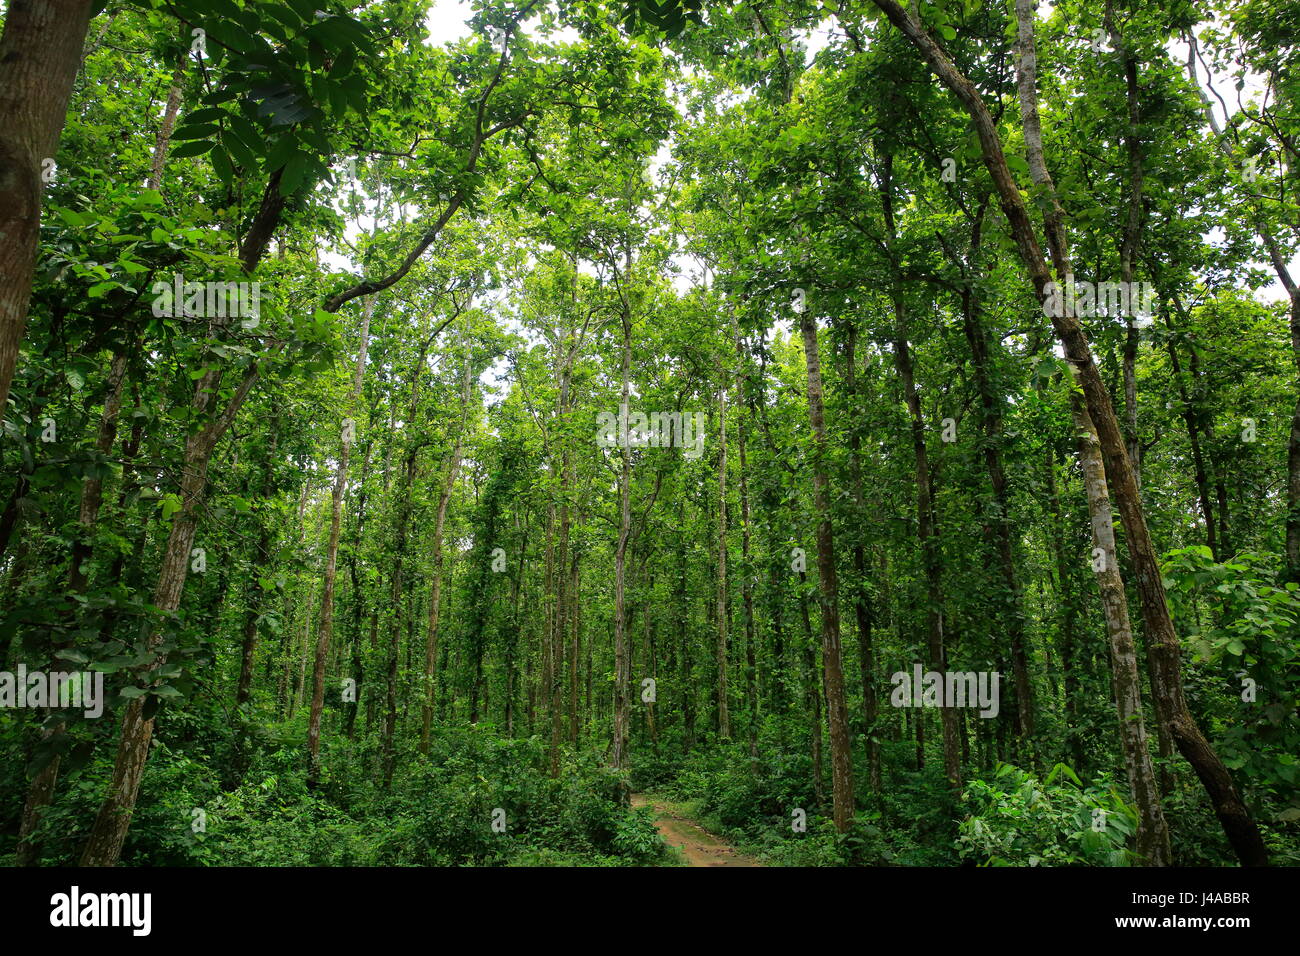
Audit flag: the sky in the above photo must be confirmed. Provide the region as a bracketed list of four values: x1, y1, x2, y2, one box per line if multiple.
[424, 0, 475, 45]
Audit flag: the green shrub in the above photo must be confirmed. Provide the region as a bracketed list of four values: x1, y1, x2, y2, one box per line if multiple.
[957, 762, 1137, 866]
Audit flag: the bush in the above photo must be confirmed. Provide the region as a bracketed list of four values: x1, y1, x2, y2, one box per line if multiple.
[957, 762, 1136, 866]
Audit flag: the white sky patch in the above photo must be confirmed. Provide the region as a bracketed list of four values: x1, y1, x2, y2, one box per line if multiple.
[800, 18, 835, 63]
[424, 0, 580, 47]
[425, 0, 476, 46]
[669, 251, 708, 294]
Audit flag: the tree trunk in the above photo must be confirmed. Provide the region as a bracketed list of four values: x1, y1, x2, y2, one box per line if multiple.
[1071, 384, 1172, 865]
[0, 0, 96, 413]
[1000, 0, 1264, 862]
[611, 316, 633, 771]
[842, 323, 881, 791]
[79, 361, 258, 866]
[797, 306, 856, 830]
[307, 295, 373, 786]
[960, 280, 1035, 746]
[1163, 301, 1221, 559]
[146, 56, 186, 191]
[716, 377, 730, 739]
[15, 354, 128, 864]
[798, 576, 825, 808]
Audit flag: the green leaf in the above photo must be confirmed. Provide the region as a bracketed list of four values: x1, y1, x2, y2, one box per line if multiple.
[172, 140, 216, 158]
[211, 145, 234, 186]
[172, 123, 221, 142]
[279, 151, 310, 196]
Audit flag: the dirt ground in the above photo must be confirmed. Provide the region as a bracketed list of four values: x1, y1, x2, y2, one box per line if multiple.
[631, 793, 762, 867]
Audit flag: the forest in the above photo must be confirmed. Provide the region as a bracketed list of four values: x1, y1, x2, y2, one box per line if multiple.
[0, 0, 1298, 871]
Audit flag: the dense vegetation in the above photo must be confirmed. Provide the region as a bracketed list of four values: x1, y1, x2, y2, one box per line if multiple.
[1, 0, 1298, 868]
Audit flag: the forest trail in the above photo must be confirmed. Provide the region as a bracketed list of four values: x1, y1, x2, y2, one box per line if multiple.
[631, 794, 762, 867]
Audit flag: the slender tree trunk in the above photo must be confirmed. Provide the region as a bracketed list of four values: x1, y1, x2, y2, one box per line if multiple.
[893, 315, 960, 787]
[232, 419, 280, 778]
[766, 532, 787, 716]
[307, 295, 373, 786]
[842, 324, 882, 791]
[611, 316, 633, 772]
[68, 352, 128, 592]
[797, 575, 825, 808]
[542, 495, 557, 774]
[716, 378, 730, 739]
[735, 404, 759, 758]
[960, 276, 1035, 745]
[1163, 304, 1221, 559]
[1044, 443, 1085, 770]
[677, 535, 694, 749]
[569, 545, 581, 745]
[1285, 292, 1300, 582]
[1169, 288, 1233, 556]
[797, 305, 856, 831]
[556, 399, 572, 746]
[146, 56, 186, 191]
[1072, 384, 1172, 865]
[1103, 1, 1147, 490]
[343, 439, 372, 739]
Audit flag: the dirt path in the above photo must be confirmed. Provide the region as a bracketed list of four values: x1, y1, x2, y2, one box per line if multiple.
[631, 793, 762, 867]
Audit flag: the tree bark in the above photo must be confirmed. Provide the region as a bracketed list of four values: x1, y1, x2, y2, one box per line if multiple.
[798, 306, 856, 830]
[716, 375, 731, 739]
[611, 314, 633, 771]
[1071, 383, 1172, 865]
[0, 0, 96, 414]
[146, 56, 186, 192]
[842, 323, 882, 790]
